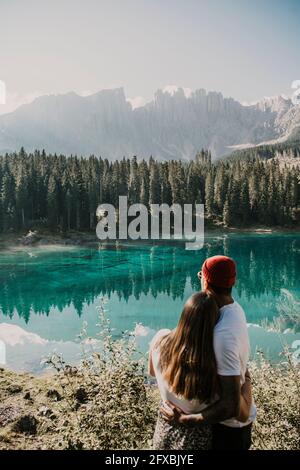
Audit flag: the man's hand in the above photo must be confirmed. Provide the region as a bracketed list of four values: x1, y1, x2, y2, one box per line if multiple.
[160, 401, 203, 425]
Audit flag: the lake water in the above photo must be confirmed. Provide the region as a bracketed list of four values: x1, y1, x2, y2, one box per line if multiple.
[0, 233, 300, 373]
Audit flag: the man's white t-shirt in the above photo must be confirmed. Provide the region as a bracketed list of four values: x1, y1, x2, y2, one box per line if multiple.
[214, 301, 256, 428]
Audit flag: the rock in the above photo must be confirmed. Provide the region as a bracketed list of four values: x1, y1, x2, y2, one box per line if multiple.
[0, 405, 22, 426]
[23, 391, 32, 400]
[12, 414, 38, 435]
[20, 230, 41, 246]
[46, 388, 62, 401]
[63, 239, 73, 245]
[37, 238, 49, 245]
[7, 384, 23, 394]
[38, 406, 56, 419]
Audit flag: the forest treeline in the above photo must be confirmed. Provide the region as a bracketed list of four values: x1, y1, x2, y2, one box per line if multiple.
[228, 139, 300, 161]
[0, 146, 299, 232]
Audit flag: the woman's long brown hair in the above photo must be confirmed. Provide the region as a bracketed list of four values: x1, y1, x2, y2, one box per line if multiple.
[158, 292, 220, 402]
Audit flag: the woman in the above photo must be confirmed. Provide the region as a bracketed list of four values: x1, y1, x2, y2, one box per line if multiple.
[148, 292, 252, 450]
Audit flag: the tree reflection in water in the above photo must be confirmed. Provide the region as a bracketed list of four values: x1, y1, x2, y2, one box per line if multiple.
[0, 234, 299, 329]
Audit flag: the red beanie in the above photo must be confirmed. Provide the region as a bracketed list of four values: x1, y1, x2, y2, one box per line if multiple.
[201, 255, 236, 288]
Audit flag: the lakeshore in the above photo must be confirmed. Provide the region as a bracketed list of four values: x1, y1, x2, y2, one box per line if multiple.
[0, 225, 299, 252]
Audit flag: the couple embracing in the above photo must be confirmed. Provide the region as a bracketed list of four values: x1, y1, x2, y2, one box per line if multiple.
[149, 255, 256, 450]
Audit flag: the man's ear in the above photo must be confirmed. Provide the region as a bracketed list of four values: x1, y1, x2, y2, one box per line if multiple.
[201, 277, 208, 291]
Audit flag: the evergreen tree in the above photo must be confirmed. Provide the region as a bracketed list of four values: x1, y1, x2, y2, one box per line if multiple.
[223, 197, 231, 227]
[47, 174, 60, 228]
[16, 166, 30, 229]
[0, 145, 299, 233]
[149, 161, 161, 205]
[204, 168, 214, 219]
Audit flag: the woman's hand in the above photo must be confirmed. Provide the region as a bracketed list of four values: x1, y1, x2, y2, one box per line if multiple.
[160, 401, 203, 425]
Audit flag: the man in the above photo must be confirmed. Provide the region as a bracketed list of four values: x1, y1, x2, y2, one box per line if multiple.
[161, 255, 256, 450]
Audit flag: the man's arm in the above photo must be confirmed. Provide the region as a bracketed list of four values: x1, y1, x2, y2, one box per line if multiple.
[197, 329, 242, 423]
[200, 375, 241, 423]
[160, 375, 241, 425]
[236, 369, 252, 422]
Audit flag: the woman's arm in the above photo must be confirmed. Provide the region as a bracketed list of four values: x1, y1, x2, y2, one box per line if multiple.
[148, 349, 155, 377]
[148, 329, 170, 377]
[236, 369, 252, 423]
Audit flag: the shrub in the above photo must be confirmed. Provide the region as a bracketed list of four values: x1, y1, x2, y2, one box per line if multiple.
[47, 303, 157, 450]
[250, 352, 300, 450]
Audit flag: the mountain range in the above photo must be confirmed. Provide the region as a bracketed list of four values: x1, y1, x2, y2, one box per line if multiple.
[0, 87, 299, 160]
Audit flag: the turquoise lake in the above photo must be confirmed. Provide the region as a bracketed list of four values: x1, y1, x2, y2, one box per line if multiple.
[0, 233, 300, 373]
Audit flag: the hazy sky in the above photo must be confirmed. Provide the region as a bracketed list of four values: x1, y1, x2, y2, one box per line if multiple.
[0, 0, 299, 113]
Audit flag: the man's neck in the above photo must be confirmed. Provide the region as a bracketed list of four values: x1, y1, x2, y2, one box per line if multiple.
[206, 290, 234, 309]
[217, 295, 234, 308]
